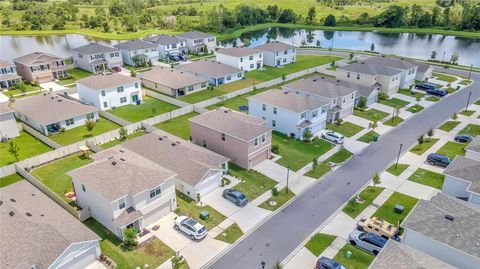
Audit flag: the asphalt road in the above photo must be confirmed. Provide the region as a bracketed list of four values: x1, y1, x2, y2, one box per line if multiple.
[206, 69, 479, 269]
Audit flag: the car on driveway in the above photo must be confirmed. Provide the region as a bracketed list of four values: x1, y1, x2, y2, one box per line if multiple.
[426, 88, 447, 97]
[223, 189, 248, 206]
[174, 215, 207, 240]
[316, 257, 346, 269]
[349, 230, 387, 255]
[454, 134, 473, 143]
[426, 153, 451, 167]
[321, 131, 345, 144]
[415, 83, 436, 91]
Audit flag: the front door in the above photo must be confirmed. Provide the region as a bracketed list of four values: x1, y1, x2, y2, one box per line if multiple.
[276, 59, 281, 66]
[132, 94, 139, 103]
[256, 62, 261, 69]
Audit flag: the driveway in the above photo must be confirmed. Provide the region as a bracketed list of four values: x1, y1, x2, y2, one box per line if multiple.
[40, 81, 68, 92]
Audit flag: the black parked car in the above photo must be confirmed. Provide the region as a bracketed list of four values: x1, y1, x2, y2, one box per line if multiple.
[454, 134, 473, 143]
[179, 54, 187, 61]
[415, 83, 436, 91]
[316, 257, 346, 269]
[169, 54, 180, 61]
[426, 88, 448, 97]
[427, 153, 451, 167]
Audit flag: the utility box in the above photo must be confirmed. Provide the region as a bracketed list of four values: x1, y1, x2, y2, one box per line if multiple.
[199, 210, 209, 220]
[345, 250, 352, 259]
[394, 204, 405, 214]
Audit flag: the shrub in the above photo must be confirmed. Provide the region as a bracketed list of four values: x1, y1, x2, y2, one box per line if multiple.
[378, 92, 389, 100]
[271, 144, 280, 154]
[123, 227, 138, 251]
[119, 127, 128, 140]
[335, 118, 343, 125]
[357, 96, 367, 108]
[271, 187, 279, 196]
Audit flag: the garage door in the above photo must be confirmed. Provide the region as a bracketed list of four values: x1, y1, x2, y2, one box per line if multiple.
[197, 173, 221, 197]
[56, 245, 99, 269]
[250, 149, 269, 168]
[143, 202, 171, 226]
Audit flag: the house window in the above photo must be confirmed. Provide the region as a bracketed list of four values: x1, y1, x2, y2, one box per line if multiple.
[259, 54, 262, 58]
[135, 82, 139, 88]
[284, 50, 287, 55]
[203, 139, 207, 148]
[117, 86, 124, 93]
[283, 58, 286, 63]
[351, 94, 354, 99]
[240, 58, 243, 63]
[254, 138, 259, 147]
[118, 197, 126, 210]
[347, 72, 350, 78]
[221, 133, 225, 141]
[301, 112, 306, 119]
[333, 99, 336, 104]
[237, 72, 242, 78]
[356, 74, 360, 80]
[82, 184, 86, 192]
[65, 118, 74, 126]
[276, 52, 279, 56]
[250, 64, 254, 69]
[150, 186, 161, 198]
[312, 109, 318, 118]
[87, 113, 95, 120]
[273, 107, 277, 114]
[261, 134, 266, 143]
[272, 119, 276, 127]
[120, 97, 127, 103]
[226, 75, 231, 81]
[101, 90, 106, 96]
[392, 77, 394, 82]
[78, 53, 83, 58]
[262, 104, 266, 111]
[343, 98, 345, 104]
[188, 85, 194, 91]
[249, 55, 253, 60]
[321, 106, 327, 114]
[103, 102, 108, 108]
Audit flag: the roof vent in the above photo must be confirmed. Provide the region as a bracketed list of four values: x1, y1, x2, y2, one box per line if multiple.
[51, 97, 54, 99]
[336, 80, 340, 83]
[112, 161, 117, 165]
[10, 198, 16, 202]
[57, 99, 62, 102]
[171, 143, 176, 146]
[40, 214, 44, 217]
[31, 193, 35, 196]
[283, 92, 288, 95]
[361, 62, 365, 64]
[445, 214, 455, 221]
[163, 135, 168, 138]
[9, 211, 15, 217]
[313, 79, 317, 82]
[119, 149, 124, 153]
[0, 200, 2, 206]
[158, 137, 163, 141]
[176, 141, 180, 144]
[120, 158, 126, 161]
[26, 212, 32, 217]
[43, 93, 47, 96]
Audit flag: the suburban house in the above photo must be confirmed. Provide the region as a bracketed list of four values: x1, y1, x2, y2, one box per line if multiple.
[177, 30, 216, 53]
[140, 66, 208, 97]
[69, 147, 177, 239]
[114, 39, 158, 66]
[216, 47, 263, 71]
[254, 41, 296, 67]
[179, 60, 245, 86]
[13, 52, 68, 83]
[12, 92, 99, 135]
[248, 90, 329, 139]
[401, 193, 480, 269]
[466, 135, 480, 161]
[282, 76, 357, 123]
[72, 43, 123, 73]
[442, 155, 480, 206]
[362, 55, 419, 89]
[337, 61, 401, 96]
[355, 83, 381, 107]
[0, 59, 21, 88]
[0, 180, 101, 269]
[370, 240, 454, 269]
[189, 107, 271, 169]
[122, 131, 229, 199]
[77, 72, 142, 111]
[147, 34, 187, 60]
[0, 103, 20, 140]
[415, 62, 434, 81]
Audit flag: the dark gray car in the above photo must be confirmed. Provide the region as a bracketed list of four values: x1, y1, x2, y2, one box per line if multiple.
[223, 189, 248, 206]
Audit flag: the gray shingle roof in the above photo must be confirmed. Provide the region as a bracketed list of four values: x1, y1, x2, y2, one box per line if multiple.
[466, 135, 480, 154]
[77, 73, 140, 90]
[0, 102, 14, 116]
[189, 107, 270, 142]
[254, 41, 295, 52]
[147, 34, 184, 45]
[0, 59, 15, 68]
[13, 52, 64, 66]
[140, 66, 207, 89]
[282, 75, 357, 98]
[12, 92, 98, 125]
[401, 193, 480, 260]
[114, 207, 142, 228]
[177, 30, 214, 39]
[248, 89, 328, 113]
[416, 62, 433, 73]
[356, 83, 381, 98]
[0, 74, 21, 81]
[364, 55, 418, 70]
[443, 156, 480, 194]
[339, 61, 402, 76]
[0, 180, 100, 269]
[72, 43, 118, 54]
[179, 60, 243, 78]
[114, 39, 156, 51]
[216, 47, 262, 58]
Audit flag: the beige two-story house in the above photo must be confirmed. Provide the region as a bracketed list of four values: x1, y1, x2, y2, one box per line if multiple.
[14, 52, 68, 83]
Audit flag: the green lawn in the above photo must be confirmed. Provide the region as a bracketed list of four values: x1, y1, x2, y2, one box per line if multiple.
[206, 88, 270, 112]
[31, 154, 92, 203]
[58, 68, 94, 85]
[407, 168, 445, 189]
[373, 192, 418, 225]
[446, 87, 456, 93]
[436, 141, 465, 159]
[342, 186, 384, 219]
[49, 117, 121, 145]
[245, 55, 342, 82]
[304, 148, 352, 178]
[410, 138, 439, 155]
[326, 122, 364, 138]
[84, 218, 175, 269]
[216, 78, 256, 93]
[273, 131, 335, 171]
[176, 191, 226, 230]
[433, 72, 457, 83]
[379, 98, 410, 108]
[353, 108, 389, 122]
[0, 173, 23, 188]
[334, 245, 375, 269]
[386, 163, 409, 176]
[108, 96, 179, 122]
[4, 83, 41, 97]
[474, 99, 480, 105]
[459, 124, 480, 137]
[398, 89, 425, 98]
[0, 130, 52, 166]
[459, 79, 472, 85]
[460, 110, 475, 117]
[305, 233, 336, 256]
[229, 164, 277, 201]
[154, 112, 198, 140]
[383, 116, 404, 127]
[259, 188, 295, 211]
[439, 121, 460, 132]
[101, 131, 146, 149]
[357, 131, 379, 143]
[406, 104, 424, 113]
[215, 223, 244, 244]
[425, 96, 440, 102]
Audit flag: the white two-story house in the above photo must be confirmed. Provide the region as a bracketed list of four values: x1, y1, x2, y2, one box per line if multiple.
[282, 76, 357, 124]
[254, 41, 296, 67]
[248, 89, 328, 139]
[69, 147, 178, 239]
[177, 30, 217, 53]
[147, 35, 187, 60]
[77, 73, 142, 110]
[0, 59, 21, 88]
[114, 40, 158, 66]
[72, 43, 123, 73]
[363, 55, 418, 89]
[216, 47, 263, 71]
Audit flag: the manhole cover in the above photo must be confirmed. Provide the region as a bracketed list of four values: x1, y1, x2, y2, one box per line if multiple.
[269, 200, 277, 206]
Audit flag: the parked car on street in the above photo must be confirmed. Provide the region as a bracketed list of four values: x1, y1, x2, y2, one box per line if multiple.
[174, 216, 208, 240]
[349, 230, 387, 255]
[454, 134, 473, 143]
[223, 189, 248, 206]
[426, 88, 447, 97]
[415, 83, 436, 91]
[321, 131, 345, 144]
[316, 257, 346, 269]
[426, 153, 451, 167]
[357, 217, 398, 239]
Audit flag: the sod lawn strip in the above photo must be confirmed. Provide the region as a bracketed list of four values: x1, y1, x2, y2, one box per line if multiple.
[259, 188, 295, 211]
[353, 108, 389, 122]
[108, 96, 178, 122]
[373, 192, 418, 225]
[342, 186, 384, 219]
[436, 141, 466, 159]
[386, 163, 409, 176]
[305, 233, 336, 256]
[229, 164, 277, 201]
[460, 110, 475, 116]
[410, 138, 439, 155]
[333, 244, 375, 269]
[433, 72, 457, 83]
[0, 174, 24, 188]
[439, 121, 460, 132]
[154, 112, 198, 140]
[304, 148, 353, 178]
[357, 131, 379, 143]
[326, 122, 364, 138]
[406, 104, 424, 113]
[459, 124, 480, 137]
[383, 116, 404, 127]
[425, 96, 440, 102]
[101, 131, 146, 149]
[407, 168, 445, 189]
[215, 223, 244, 244]
[379, 98, 410, 108]
[49, 117, 121, 146]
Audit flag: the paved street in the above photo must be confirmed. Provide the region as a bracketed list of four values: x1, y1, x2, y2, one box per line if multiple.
[206, 69, 480, 269]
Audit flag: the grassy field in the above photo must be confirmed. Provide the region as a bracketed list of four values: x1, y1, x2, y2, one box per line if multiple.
[408, 168, 445, 189]
[305, 148, 352, 178]
[0, 131, 52, 166]
[459, 124, 480, 137]
[342, 186, 384, 219]
[153, 112, 198, 140]
[386, 163, 409, 176]
[215, 223, 244, 244]
[410, 138, 439, 155]
[439, 121, 460, 132]
[326, 122, 364, 138]
[357, 130, 379, 143]
[305, 233, 336, 256]
[333, 244, 375, 269]
[49, 117, 121, 145]
[108, 96, 179, 122]
[229, 164, 277, 201]
[180, 88, 225, 104]
[373, 192, 418, 225]
[383, 116, 404, 127]
[0, 173, 23, 188]
[379, 98, 410, 108]
[353, 108, 389, 122]
[259, 187, 295, 211]
[436, 141, 465, 159]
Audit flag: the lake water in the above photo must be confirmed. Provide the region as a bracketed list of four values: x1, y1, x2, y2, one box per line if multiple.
[1, 27, 479, 66]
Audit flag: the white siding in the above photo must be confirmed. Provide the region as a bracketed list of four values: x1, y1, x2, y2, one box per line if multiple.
[216, 52, 263, 71]
[441, 175, 470, 199]
[77, 80, 143, 110]
[466, 149, 480, 162]
[119, 48, 158, 66]
[261, 49, 296, 67]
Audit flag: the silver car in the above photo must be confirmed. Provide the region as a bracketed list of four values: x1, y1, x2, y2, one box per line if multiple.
[321, 130, 345, 144]
[174, 216, 208, 240]
[348, 230, 387, 255]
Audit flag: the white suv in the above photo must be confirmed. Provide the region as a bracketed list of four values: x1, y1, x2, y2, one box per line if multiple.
[174, 216, 208, 240]
[321, 130, 345, 144]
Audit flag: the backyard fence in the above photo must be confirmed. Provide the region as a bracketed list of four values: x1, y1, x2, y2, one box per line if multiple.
[21, 123, 62, 149]
[99, 110, 131, 126]
[145, 88, 191, 107]
[141, 105, 194, 126]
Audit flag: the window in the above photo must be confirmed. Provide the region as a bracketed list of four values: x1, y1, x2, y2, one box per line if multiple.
[261, 134, 266, 143]
[103, 102, 108, 108]
[351, 94, 354, 99]
[250, 64, 254, 69]
[273, 107, 277, 114]
[249, 55, 253, 60]
[312, 109, 318, 118]
[240, 58, 243, 63]
[149, 186, 161, 198]
[343, 98, 345, 104]
[333, 99, 336, 104]
[259, 54, 262, 58]
[82, 184, 86, 192]
[276, 52, 278, 56]
[262, 117, 266, 120]
[356, 74, 360, 80]
[188, 85, 194, 91]
[283, 58, 286, 63]
[118, 197, 126, 210]
[284, 50, 287, 55]
[392, 77, 394, 82]
[237, 72, 242, 78]
[221, 133, 225, 141]
[321, 106, 327, 114]
[272, 119, 276, 127]
[262, 104, 266, 111]
[101, 90, 105, 96]
[254, 138, 259, 147]
[226, 75, 231, 81]
[117, 86, 124, 93]
[65, 118, 74, 126]
[78, 53, 83, 58]
[301, 112, 306, 119]
[203, 139, 207, 148]
[135, 82, 139, 88]
[347, 72, 350, 78]
[120, 97, 127, 103]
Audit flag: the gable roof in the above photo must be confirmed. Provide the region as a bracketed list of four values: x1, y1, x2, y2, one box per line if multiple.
[72, 43, 118, 54]
[443, 156, 480, 194]
[248, 89, 328, 113]
[177, 30, 214, 39]
[364, 55, 418, 70]
[216, 47, 262, 58]
[254, 41, 295, 52]
[139, 66, 207, 89]
[147, 34, 184, 45]
[114, 39, 156, 51]
[416, 61, 433, 73]
[466, 135, 480, 154]
[77, 73, 140, 90]
[338, 61, 402, 76]
[0, 59, 15, 68]
[283, 75, 357, 98]
[0, 180, 99, 269]
[13, 52, 64, 66]
[179, 60, 243, 78]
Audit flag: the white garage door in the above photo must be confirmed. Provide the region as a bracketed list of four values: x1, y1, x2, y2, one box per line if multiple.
[57, 246, 98, 269]
[197, 174, 221, 197]
[143, 202, 171, 226]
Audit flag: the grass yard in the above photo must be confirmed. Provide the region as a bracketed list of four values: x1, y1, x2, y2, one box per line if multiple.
[436, 141, 465, 159]
[207, 88, 270, 112]
[459, 124, 480, 137]
[108, 96, 179, 122]
[475, 99, 480, 105]
[259, 187, 295, 211]
[383, 116, 404, 127]
[0, 130, 52, 166]
[459, 79, 472, 85]
[0, 173, 23, 188]
[410, 138, 439, 155]
[460, 110, 475, 117]
[425, 96, 440, 102]
[215, 223, 244, 244]
[446, 87, 456, 94]
[31, 154, 92, 204]
[407, 168, 445, 189]
[229, 164, 277, 201]
[4, 83, 41, 97]
[305, 233, 336, 256]
[342, 186, 384, 218]
[176, 191, 226, 230]
[304, 148, 352, 179]
[398, 89, 425, 98]
[386, 163, 409, 176]
[154, 112, 198, 140]
[333, 245, 375, 269]
[49, 117, 121, 145]
[433, 72, 457, 83]
[101, 131, 146, 149]
[373, 192, 418, 225]
[84, 218, 175, 269]
[439, 121, 460, 132]
[273, 131, 335, 171]
[406, 104, 424, 113]
[326, 122, 364, 138]
[353, 108, 389, 122]
[58, 68, 94, 85]
[379, 98, 410, 108]
[179, 88, 225, 103]
[216, 78, 256, 93]
[357, 131, 379, 143]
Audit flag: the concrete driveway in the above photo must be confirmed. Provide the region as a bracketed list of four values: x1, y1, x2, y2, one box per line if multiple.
[181, 237, 229, 269]
[202, 188, 240, 217]
[40, 81, 68, 92]
[229, 204, 271, 232]
[148, 213, 192, 252]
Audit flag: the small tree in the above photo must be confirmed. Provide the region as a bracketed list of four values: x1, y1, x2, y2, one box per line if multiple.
[85, 119, 96, 133]
[324, 14, 336, 26]
[427, 128, 435, 141]
[316, 40, 321, 47]
[330, 59, 336, 69]
[452, 113, 458, 120]
[303, 128, 313, 142]
[357, 96, 367, 108]
[281, 73, 286, 84]
[372, 173, 381, 187]
[130, 68, 137, 77]
[349, 52, 354, 61]
[335, 118, 343, 125]
[369, 120, 378, 130]
[416, 95, 421, 104]
[417, 134, 424, 145]
[17, 81, 27, 94]
[171, 252, 187, 269]
[312, 157, 318, 169]
[196, 192, 201, 203]
[348, 197, 358, 210]
[430, 50, 437, 60]
[8, 141, 20, 162]
[450, 53, 459, 65]
[119, 127, 128, 140]
[370, 43, 375, 52]
[271, 187, 279, 197]
[123, 227, 138, 251]
[271, 144, 280, 154]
